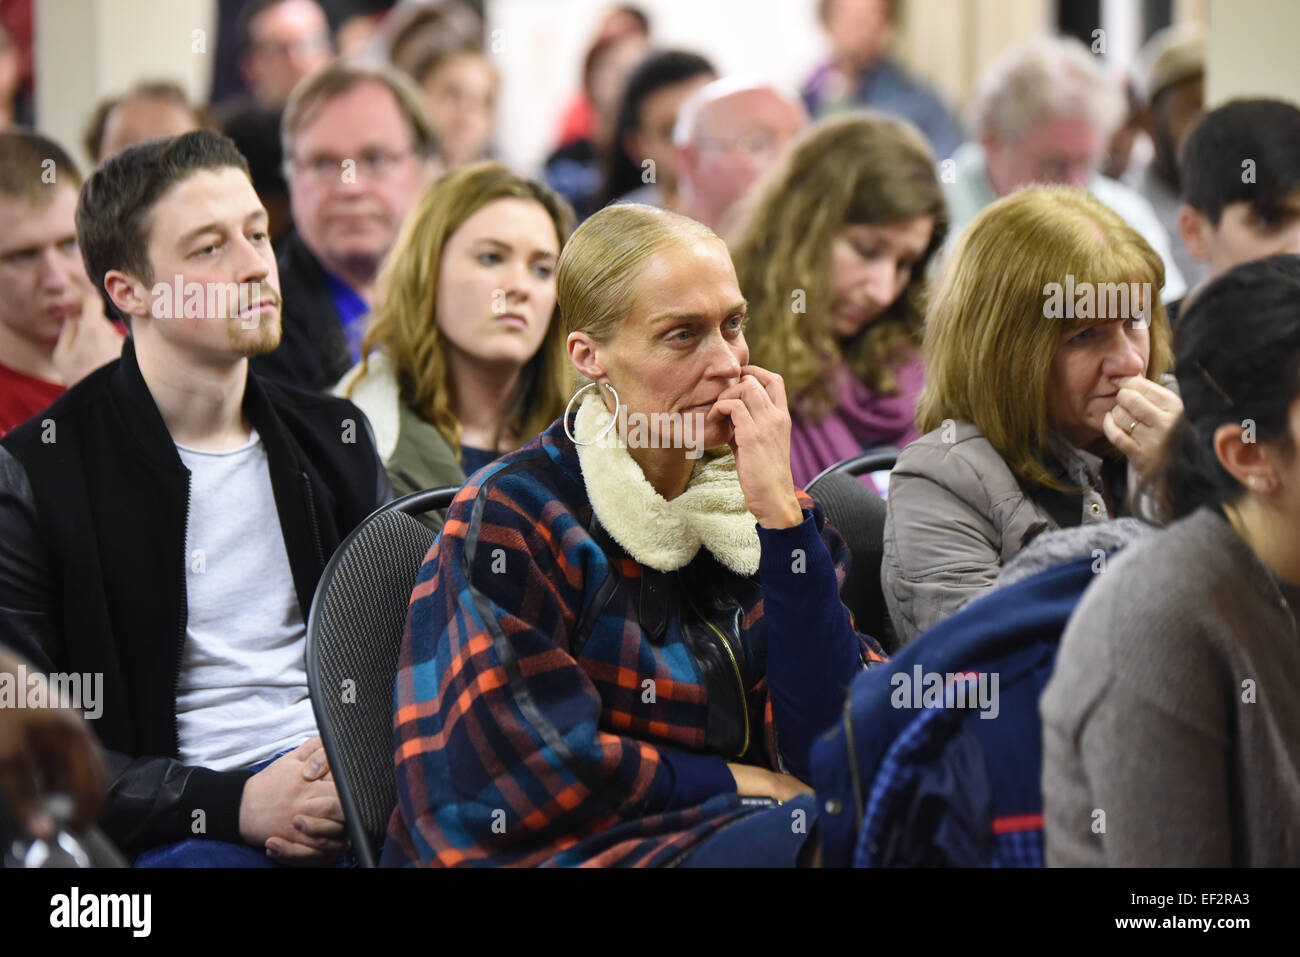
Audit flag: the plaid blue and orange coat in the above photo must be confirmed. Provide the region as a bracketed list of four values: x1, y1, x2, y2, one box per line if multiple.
[385, 415, 886, 866]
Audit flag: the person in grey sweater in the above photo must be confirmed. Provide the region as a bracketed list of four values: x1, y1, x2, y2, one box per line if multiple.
[1042, 254, 1300, 866]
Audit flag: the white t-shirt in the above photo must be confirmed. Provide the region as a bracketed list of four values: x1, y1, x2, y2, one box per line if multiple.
[174, 429, 318, 770]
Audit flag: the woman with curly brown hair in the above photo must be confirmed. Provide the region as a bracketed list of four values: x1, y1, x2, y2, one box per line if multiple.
[729, 112, 948, 488]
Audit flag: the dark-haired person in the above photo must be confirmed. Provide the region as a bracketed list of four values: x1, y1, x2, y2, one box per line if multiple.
[802, 0, 961, 160]
[730, 114, 947, 489]
[551, 5, 651, 151]
[603, 49, 715, 211]
[543, 29, 649, 221]
[1042, 254, 1300, 866]
[0, 132, 122, 437]
[0, 130, 390, 866]
[383, 0, 483, 82]
[381, 1, 494, 170]
[1171, 98, 1300, 323]
[255, 60, 439, 392]
[211, 0, 333, 228]
[882, 186, 1177, 644]
[220, 99, 295, 245]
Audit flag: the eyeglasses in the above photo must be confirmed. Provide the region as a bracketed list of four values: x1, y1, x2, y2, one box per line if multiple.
[289, 147, 419, 185]
[252, 34, 330, 61]
[696, 131, 783, 157]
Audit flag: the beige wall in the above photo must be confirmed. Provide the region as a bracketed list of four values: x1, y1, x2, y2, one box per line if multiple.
[488, 0, 1056, 175]
[1205, 0, 1300, 106]
[895, 0, 1053, 121]
[30, 0, 1295, 176]
[488, 0, 828, 176]
[35, 0, 216, 170]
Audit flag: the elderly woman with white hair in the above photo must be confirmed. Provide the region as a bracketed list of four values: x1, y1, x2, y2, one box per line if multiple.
[944, 33, 1186, 300]
[383, 204, 886, 868]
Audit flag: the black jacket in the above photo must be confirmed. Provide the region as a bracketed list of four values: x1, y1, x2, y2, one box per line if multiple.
[251, 229, 353, 392]
[0, 338, 390, 856]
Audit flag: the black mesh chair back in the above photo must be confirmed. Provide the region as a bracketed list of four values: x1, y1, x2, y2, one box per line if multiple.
[306, 486, 458, 867]
[804, 447, 899, 488]
[805, 454, 900, 654]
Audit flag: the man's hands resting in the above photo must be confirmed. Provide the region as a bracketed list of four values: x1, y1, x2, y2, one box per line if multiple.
[726, 762, 813, 804]
[239, 737, 347, 865]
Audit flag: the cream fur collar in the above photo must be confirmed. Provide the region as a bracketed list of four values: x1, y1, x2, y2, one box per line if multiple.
[573, 390, 761, 576]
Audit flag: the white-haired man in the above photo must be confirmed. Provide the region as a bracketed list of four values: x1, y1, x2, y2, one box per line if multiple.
[945, 35, 1186, 300]
[674, 78, 807, 236]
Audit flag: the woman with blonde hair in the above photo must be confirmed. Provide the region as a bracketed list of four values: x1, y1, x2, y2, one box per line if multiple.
[729, 112, 948, 487]
[881, 185, 1180, 643]
[336, 162, 573, 508]
[384, 203, 886, 868]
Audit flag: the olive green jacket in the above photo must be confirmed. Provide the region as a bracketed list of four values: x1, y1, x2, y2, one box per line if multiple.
[334, 354, 464, 532]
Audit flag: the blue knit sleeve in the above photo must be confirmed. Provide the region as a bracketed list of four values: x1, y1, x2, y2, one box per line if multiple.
[647, 750, 737, 810]
[757, 505, 883, 781]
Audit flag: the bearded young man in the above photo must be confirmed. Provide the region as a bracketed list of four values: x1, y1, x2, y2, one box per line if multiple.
[0, 130, 391, 866]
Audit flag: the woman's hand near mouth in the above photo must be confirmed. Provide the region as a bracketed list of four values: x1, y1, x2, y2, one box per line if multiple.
[710, 364, 804, 529]
[1102, 374, 1183, 480]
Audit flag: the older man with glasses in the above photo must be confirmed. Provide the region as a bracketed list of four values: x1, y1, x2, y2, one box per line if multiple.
[943, 35, 1187, 303]
[673, 78, 807, 237]
[253, 61, 440, 392]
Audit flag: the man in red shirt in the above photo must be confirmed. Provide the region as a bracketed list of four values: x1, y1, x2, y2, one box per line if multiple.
[0, 131, 122, 436]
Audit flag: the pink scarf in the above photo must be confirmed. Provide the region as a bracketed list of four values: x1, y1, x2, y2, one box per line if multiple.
[788, 353, 924, 489]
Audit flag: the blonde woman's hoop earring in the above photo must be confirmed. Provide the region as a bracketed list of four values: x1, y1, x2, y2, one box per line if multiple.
[563, 381, 620, 446]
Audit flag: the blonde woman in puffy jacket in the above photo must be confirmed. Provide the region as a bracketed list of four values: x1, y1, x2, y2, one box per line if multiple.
[881, 186, 1180, 643]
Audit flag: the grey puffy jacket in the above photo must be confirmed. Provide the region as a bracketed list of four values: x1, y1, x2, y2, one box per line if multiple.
[881, 420, 1122, 643]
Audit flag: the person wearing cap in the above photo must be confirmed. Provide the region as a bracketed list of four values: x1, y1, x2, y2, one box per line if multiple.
[1132, 23, 1206, 290]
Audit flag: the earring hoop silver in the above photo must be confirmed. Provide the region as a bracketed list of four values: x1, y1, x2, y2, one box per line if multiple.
[563, 381, 620, 446]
